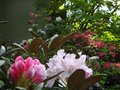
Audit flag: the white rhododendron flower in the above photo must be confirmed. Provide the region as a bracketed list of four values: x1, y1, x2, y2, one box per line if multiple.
[45, 49, 93, 87]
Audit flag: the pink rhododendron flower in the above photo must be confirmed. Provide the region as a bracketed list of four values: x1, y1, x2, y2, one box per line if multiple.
[9, 56, 46, 86]
[113, 63, 120, 70]
[84, 31, 94, 36]
[93, 41, 105, 48]
[73, 32, 83, 39]
[109, 51, 116, 58]
[73, 32, 92, 46]
[98, 52, 105, 58]
[103, 62, 112, 69]
[107, 43, 116, 51]
[45, 49, 93, 87]
[115, 63, 120, 67]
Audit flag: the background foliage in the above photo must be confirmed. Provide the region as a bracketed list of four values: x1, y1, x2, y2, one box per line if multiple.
[33, 0, 120, 46]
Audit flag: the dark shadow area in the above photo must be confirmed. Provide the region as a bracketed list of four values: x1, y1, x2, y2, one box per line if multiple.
[0, 0, 35, 42]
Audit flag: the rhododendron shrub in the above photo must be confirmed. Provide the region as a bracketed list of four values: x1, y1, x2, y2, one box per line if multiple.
[9, 56, 46, 88]
[45, 49, 93, 88]
[73, 31, 94, 47]
[72, 31, 120, 88]
[73, 31, 119, 63]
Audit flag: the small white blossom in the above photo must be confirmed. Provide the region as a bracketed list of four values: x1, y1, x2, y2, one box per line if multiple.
[28, 28, 33, 31]
[40, 31, 46, 34]
[66, 11, 73, 18]
[89, 56, 99, 60]
[55, 17, 62, 22]
[0, 46, 6, 55]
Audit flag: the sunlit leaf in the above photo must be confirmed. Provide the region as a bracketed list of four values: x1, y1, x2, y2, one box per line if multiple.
[16, 86, 26, 90]
[0, 60, 5, 66]
[0, 80, 4, 87]
[12, 43, 27, 53]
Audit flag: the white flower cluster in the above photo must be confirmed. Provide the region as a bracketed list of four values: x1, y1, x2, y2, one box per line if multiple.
[45, 49, 93, 87]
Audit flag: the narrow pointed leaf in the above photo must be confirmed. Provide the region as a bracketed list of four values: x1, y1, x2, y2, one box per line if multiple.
[42, 71, 64, 82]
[28, 29, 40, 38]
[12, 43, 28, 53]
[1, 48, 21, 56]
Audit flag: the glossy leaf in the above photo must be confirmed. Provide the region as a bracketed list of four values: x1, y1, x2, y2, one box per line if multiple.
[49, 33, 74, 50]
[48, 36, 62, 50]
[29, 38, 44, 54]
[60, 33, 75, 45]
[67, 69, 104, 90]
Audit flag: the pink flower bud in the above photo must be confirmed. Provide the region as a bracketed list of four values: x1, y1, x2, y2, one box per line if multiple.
[15, 60, 25, 76]
[9, 64, 18, 83]
[26, 67, 35, 79]
[15, 56, 24, 62]
[32, 65, 46, 84]
[25, 57, 34, 71]
[9, 56, 46, 86]
[34, 59, 41, 65]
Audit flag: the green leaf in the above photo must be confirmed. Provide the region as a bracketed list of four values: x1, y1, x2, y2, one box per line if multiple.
[12, 43, 28, 53]
[0, 60, 5, 66]
[16, 86, 26, 90]
[43, 71, 64, 82]
[0, 80, 4, 87]
[1, 48, 21, 56]
[28, 29, 40, 38]
[67, 69, 104, 90]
